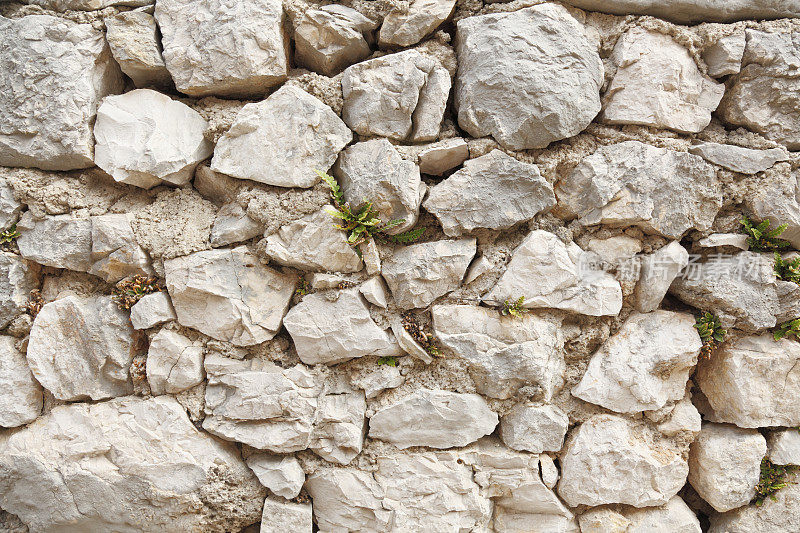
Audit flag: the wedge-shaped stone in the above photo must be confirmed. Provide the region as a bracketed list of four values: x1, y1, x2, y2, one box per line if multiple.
[499, 404, 569, 453]
[561, 0, 800, 24]
[246, 454, 305, 499]
[129, 291, 177, 330]
[294, 5, 377, 76]
[379, 0, 456, 47]
[0, 336, 42, 428]
[633, 241, 689, 313]
[88, 213, 153, 283]
[146, 329, 204, 395]
[104, 11, 172, 88]
[0, 252, 36, 330]
[689, 142, 789, 174]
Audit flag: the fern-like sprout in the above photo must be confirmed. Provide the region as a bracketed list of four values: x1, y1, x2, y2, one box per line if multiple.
[501, 296, 527, 318]
[775, 253, 800, 285]
[754, 458, 798, 506]
[0, 224, 20, 244]
[741, 216, 791, 252]
[376, 356, 398, 367]
[694, 312, 726, 359]
[774, 318, 800, 341]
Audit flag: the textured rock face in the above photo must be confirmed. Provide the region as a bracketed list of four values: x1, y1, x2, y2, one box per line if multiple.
[165, 246, 296, 346]
[129, 291, 176, 330]
[0, 396, 265, 532]
[246, 454, 305, 499]
[104, 11, 172, 88]
[688, 423, 766, 512]
[423, 150, 556, 236]
[211, 85, 352, 187]
[417, 138, 469, 175]
[455, 4, 602, 150]
[27, 295, 141, 401]
[210, 202, 262, 247]
[688, 142, 789, 174]
[703, 33, 746, 78]
[633, 241, 689, 313]
[709, 478, 800, 533]
[695, 334, 800, 428]
[555, 141, 721, 239]
[499, 404, 569, 453]
[747, 174, 800, 250]
[379, 0, 456, 47]
[767, 429, 800, 465]
[562, 0, 800, 23]
[155, 0, 287, 97]
[0, 336, 42, 428]
[573, 311, 702, 413]
[294, 5, 377, 76]
[558, 415, 688, 507]
[0, 252, 36, 330]
[0, 15, 123, 170]
[16, 213, 92, 271]
[602, 28, 724, 134]
[579, 496, 701, 533]
[94, 89, 212, 188]
[342, 49, 450, 141]
[146, 329, 204, 395]
[432, 304, 565, 400]
[88, 213, 153, 283]
[261, 499, 313, 533]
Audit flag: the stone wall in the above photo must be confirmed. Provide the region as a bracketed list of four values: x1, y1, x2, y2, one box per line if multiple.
[1, 0, 799, 531]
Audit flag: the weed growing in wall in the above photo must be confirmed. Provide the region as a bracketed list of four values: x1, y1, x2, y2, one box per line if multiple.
[741, 216, 791, 252]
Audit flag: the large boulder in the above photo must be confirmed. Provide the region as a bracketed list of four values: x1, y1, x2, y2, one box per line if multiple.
[104, 10, 172, 88]
[0, 336, 42, 428]
[294, 5, 377, 76]
[561, 0, 800, 24]
[0, 252, 36, 330]
[454, 3, 602, 150]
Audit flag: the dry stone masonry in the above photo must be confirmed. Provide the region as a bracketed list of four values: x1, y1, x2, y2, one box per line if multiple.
[1, 0, 800, 531]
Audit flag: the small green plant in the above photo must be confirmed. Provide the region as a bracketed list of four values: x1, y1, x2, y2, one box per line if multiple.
[295, 276, 311, 297]
[754, 458, 798, 506]
[0, 224, 20, 245]
[741, 216, 791, 252]
[377, 356, 398, 367]
[112, 275, 162, 310]
[775, 253, 800, 285]
[774, 318, 800, 341]
[694, 312, 726, 359]
[501, 296, 527, 319]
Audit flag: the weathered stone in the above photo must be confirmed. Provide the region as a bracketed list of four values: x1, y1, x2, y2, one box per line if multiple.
[695, 334, 800, 428]
[424, 150, 556, 236]
[245, 454, 305, 499]
[310, 389, 367, 464]
[688, 423, 766, 512]
[359, 277, 389, 308]
[0, 177, 22, 231]
[703, 32, 746, 77]
[210, 202, 263, 247]
[294, 5, 377, 76]
[305, 469, 391, 532]
[27, 295, 140, 401]
[21, 0, 152, 9]
[361, 237, 381, 275]
[211, 85, 351, 187]
[350, 363, 405, 398]
[283, 290, 397, 365]
[382, 238, 476, 309]
[455, 4, 602, 150]
[719, 29, 800, 149]
[417, 138, 469, 175]
[88, 213, 153, 283]
[94, 89, 212, 188]
[580, 496, 701, 533]
[129, 291, 177, 330]
[391, 319, 434, 364]
[0, 252, 36, 330]
[260, 498, 313, 533]
[747, 176, 800, 250]
[146, 329, 204, 395]
[697, 233, 749, 250]
[165, 246, 296, 346]
[104, 11, 172, 88]
[633, 242, 689, 312]
[484, 230, 623, 317]
[767, 429, 800, 465]
[689, 142, 789, 174]
[657, 394, 703, 438]
[540, 454, 559, 490]
[558, 414, 688, 507]
[500, 404, 569, 453]
[0, 336, 42, 428]
[0, 15, 123, 170]
[561, 0, 800, 24]
[379, 0, 456, 47]
[0, 395, 265, 532]
[155, 0, 287, 97]
[432, 304, 565, 400]
[602, 28, 724, 133]
[16, 213, 92, 272]
[709, 477, 800, 533]
[342, 49, 450, 142]
[369, 389, 498, 449]
[334, 139, 424, 235]
[587, 236, 642, 267]
[464, 255, 493, 285]
[556, 141, 721, 239]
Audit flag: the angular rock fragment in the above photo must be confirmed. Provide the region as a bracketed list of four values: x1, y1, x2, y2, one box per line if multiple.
[0, 178, 22, 230]
[294, 5, 377, 76]
[709, 478, 800, 533]
[0, 336, 42, 428]
[368, 389, 498, 449]
[561, 0, 800, 24]
[579, 496, 701, 533]
[129, 291, 177, 330]
[767, 429, 800, 465]
[260, 498, 313, 533]
[210, 201, 263, 247]
[689, 142, 789, 174]
[246, 454, 305, 499]
[455, 4, 602, 150]
[104, 10, 172, 88]
[350, 363, 404, 398]
[146, 329, 204, 395]
[423, 150, 556, 236]
[16, 213, 92, 272]
[165, 246, 296, 346]
[359, 277, 389, 308]
[155, 0, 287, 97]
[379, 0, 456, 47]
[703, 32, 746, 78]
[310, 389, 367, 464]
[0, 15, 123, 170]
[657, 394, 702, 438]
[211, 85, 352, 187]
[88, 213, 153, 282]
[499, 404, 569, 453]
[391, 319, 434, 364]
[417, 138, 469, 175]
[586, 235, 642, 267]
[747, 174, 800, 250]
[305, 469, 390, 532]
[0, 252, 36, 330]
[697, 233, 749, 250]
[633, 241, 689, 313]
[382, 238, 476, 309]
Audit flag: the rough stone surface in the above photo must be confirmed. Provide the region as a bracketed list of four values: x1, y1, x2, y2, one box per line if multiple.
[767, 429, 800, 465]
[104, 11, 172, 88]
[245, 454, 305, 499]
[359, 277, 389, 308]
[424, 150, 556, 236]
[16, 214, 92, 272]
[703, 33, 746, 78]
[417, 138, 469, 175]
[689, 142, 789, 174]
[260, 498, 313, 533]
[130, 291, 177, 330]
[697, 233, 750, 249]
[0, 14, 123, 170]
[747, 176, 800, 250]
[562, 0, 800, 23]
[379, 0, 456, 47]
[310, 389, 367, 464]
[455, 4, 602, 150]
[294, 5, 377, 76]
[579, 496, 701, 533]
[155, 0, 287, 97]
[0, 336, 42, 428]
[210, 202, 262, 247]
[147, 329, 205, 395]
[709, 477, 800, 533]
[88, 213, 153, 282]
[0, 252, 36, 330]
[165, 246, 296, 346]
[499, 404, 569, 454]
[633, 241, 689, 312]
[211, 85, 351, 187]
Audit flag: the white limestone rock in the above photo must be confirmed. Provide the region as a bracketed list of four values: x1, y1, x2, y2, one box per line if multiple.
[0, 15, 123, 170]
[657, 394, 703, 438]
[0, 395, 265, 532]
[104, 10, 172, 88]
[747, 177, 800, 250]
[310, 389, 367, 464]
[264, 208, 363, 273]
[417, 138, 469, 175]
[361, 237, 381, 275]
[382, 238, 476, 309]
[165, 246, 296, 346]
[341, 49, 450, 142]
[423, 150, 556, 236]
[587, 235, 642, 267]
[580, 496, 701, 533]
[246, 454, 305, 499]
[379, 0, 456, 47]
[558, 414, 688, 507]
[94, 89, 212, 188]
[21, 0, 152, 9]
[695, 334, 800, 428]
[368, 389, 498, 449]
[689, 142, 789, 174]
[499, 404, 569, 453]
[432, 304, 565, 400]
[697, 233, 749, 250]
[0, 336, 42, 428]
[455, 4, 602, 150]
[573, 311, 701, 413]
[719, 29, 800, 149]
[359, 277, 389, 308]
[709, 477, 800, 533]
[688, 423, 766, 512]
[16, 213, 92, 272]
[27, 295, 139, 401]
[350, 363, 405, 398]
[633, 241, 689, 312]
[555, 141, 721, 239]
[391, 319, 434, 364]
[260, 498, 313, 533]
[210, 202, 263, 247]
[334, 139, 424, 235]
[0, 252, 36, 330]
[0, 178, 22, 231]
[146, 329, 204, 395]
[483, 230, 623, 317]
[539, 454, 559, 490]
[767, 429, 800, 465]
[88, 213, 153, 283]
[155, 0, 287, 97]
[294, 5, 377, 76]
[602, 28, 724, 133]
[129, 291, 177, 330]
[464, 255, 493, 285]
[283, 290, 397, 365]
[211, 85, 352, 187]
[305, 469, 391, 532]
[703, 32, 746, 78]
[561, 0, 800, 24]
